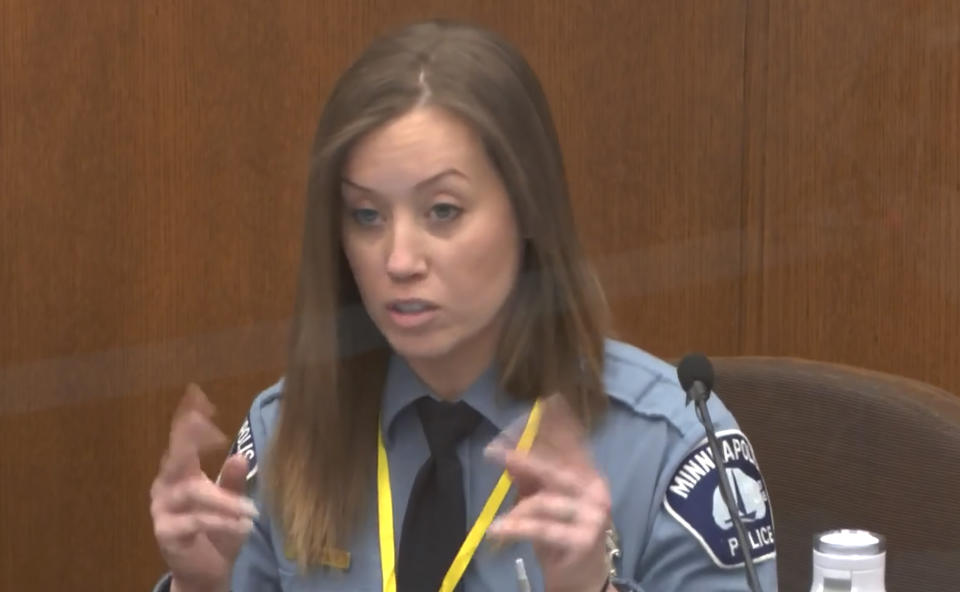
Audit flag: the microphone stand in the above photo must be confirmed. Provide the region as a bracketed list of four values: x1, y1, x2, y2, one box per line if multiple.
[689, 381, 764, 592]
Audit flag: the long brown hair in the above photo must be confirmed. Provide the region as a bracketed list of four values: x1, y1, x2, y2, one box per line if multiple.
[268, 19, 610, 567]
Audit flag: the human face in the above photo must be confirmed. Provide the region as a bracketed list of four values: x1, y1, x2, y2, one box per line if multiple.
[340, 106, 522, 374]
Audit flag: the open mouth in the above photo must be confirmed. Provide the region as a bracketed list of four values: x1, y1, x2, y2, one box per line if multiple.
[386, 300, 439, 328]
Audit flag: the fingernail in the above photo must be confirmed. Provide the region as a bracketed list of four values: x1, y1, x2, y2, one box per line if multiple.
[484, 443, 507, 462]
[241, 498, 259, 518]
[239, 517, 254, 534]
[485, 536, 504, 552]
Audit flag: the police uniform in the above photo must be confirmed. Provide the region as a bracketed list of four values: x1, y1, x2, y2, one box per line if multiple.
[153, 339, 778, 591]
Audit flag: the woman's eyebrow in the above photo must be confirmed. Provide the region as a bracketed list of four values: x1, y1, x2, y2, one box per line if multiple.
[341, 168, 468, 195]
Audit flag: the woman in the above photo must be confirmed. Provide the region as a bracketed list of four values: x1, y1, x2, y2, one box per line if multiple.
[150, 19, 778, 592]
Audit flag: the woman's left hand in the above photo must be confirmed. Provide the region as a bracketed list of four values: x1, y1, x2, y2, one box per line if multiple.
[484, 396, 614, 592]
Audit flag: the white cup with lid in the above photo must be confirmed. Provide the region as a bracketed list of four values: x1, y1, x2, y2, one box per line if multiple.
[809, 529, 886, 592]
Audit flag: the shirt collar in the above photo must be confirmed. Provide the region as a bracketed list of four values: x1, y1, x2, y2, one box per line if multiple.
[380, 353, 534, 444]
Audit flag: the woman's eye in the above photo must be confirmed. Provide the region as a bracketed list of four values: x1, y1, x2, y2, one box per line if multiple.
[429, 203, 463, 222]
[350, 208, 382, 226]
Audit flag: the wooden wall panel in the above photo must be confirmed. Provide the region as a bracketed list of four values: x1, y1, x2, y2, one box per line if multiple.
[742, 0, 960, 393]
[554, 1, 748, 360]
[0, 1, 749, 589]
[0, 1, 312, 589]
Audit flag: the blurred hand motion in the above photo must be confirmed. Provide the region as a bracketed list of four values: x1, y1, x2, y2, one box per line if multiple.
[149, 384, 259, 592]
[485, 394, 612, 592]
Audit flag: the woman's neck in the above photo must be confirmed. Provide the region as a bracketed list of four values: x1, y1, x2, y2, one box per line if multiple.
[407, 346, 494, 401]
[406, 321, 502, 401]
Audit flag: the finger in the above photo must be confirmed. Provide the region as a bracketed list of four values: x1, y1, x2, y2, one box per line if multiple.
[497, 491, 607, 527]
[154, 512, 201, 545]
[532, 394, 592, 463]
[217, 453, 250, 495]
[155, 512, 253, 546]
[485, 393, 593, 496]
[170, 384, 227, 454]
[537, 393, 588, 440]
[171, 385, 229, 452]
[195, 513, 255, 541]
[487, 393, 586, 454]
[174, 383, 217, 420]
[486, 514, 588, 554]
[162, 478, 259, 519]
[489, 447, 587, 497]
[159, 408, 229, 484]
[485, 441, 541, 498]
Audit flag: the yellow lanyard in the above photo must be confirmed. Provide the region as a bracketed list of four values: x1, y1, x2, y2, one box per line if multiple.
[377, 399, 543, 592]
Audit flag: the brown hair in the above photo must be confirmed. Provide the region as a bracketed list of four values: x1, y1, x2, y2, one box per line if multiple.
[267, 19, 610, 567]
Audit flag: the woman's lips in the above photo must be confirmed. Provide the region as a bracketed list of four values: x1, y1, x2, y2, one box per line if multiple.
[386, 300, 439, 329]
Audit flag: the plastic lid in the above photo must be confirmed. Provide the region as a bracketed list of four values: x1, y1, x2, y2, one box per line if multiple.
[814, 529, 886, 556]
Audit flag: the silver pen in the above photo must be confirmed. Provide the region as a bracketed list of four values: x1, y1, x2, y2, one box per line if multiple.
[514, 557, 532, 592]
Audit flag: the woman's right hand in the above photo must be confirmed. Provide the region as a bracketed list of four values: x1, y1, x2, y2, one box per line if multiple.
[150, 384, 260, 592]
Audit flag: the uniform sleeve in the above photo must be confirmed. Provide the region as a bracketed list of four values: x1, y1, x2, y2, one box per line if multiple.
[634, 500, 778, 591]
[634, 398, 779, 591]
[229, 509, 282, 591]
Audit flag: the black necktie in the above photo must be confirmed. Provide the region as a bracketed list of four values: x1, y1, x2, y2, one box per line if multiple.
[397, 397, 482, 592]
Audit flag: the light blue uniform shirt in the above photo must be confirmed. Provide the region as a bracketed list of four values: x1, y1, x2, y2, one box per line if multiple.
[154, 339, 778, 591]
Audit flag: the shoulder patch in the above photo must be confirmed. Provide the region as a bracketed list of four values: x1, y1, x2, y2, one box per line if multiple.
[227, 414, 258, 482]
[663, 429, 776, 568]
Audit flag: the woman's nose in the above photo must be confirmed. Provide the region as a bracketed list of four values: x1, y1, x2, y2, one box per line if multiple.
[385, 218, 427, 280]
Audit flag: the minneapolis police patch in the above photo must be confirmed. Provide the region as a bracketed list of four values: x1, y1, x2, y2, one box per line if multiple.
[663, 429, 776, 568]
[228, 414, 258, 482]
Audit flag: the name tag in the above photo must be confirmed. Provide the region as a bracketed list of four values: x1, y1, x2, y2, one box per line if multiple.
[319, 547, 352, 571]
[285, 543, 352, 571]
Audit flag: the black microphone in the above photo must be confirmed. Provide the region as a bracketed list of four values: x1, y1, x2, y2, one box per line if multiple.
[677, 353, 764, 592]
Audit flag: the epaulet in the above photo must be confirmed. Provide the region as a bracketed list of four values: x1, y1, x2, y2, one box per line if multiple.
[603, 340, 684, 419]
[602, 339, 742, 443]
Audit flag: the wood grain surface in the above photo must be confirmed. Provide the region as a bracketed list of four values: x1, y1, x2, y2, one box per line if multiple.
[740, 0, 960, 391]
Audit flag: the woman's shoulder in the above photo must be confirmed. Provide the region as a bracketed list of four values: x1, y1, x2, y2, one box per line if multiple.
[242, 377, 284, 437]
[224, 378, 285, 487]
[601, 338, 738, 440]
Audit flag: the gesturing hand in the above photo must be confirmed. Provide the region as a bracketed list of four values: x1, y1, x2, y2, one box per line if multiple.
[485, 395, 614, 592]
[149, 384, 259, 592]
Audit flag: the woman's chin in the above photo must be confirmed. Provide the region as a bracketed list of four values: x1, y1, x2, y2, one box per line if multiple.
[384, 332, 456, 362]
